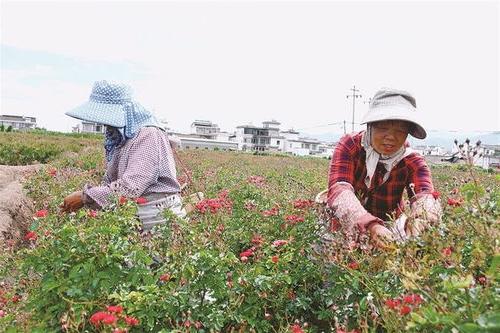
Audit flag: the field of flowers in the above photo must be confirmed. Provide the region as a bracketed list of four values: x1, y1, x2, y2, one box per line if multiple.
[0, 131, 498, 333]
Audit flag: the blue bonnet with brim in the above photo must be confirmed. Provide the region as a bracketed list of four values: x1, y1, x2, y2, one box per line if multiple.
[65, 80, 161, 138]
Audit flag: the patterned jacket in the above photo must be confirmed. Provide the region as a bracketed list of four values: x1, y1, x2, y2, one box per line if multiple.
[84, 127, 180, 208]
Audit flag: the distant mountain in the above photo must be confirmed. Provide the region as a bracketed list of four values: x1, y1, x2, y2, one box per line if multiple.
[305, 130, 499, 151]
[411, 131, 499, 150]
[302, 132, 343, 143]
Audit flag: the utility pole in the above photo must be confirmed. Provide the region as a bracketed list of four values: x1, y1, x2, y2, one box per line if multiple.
[343, 120, 346, 134]
[346, 85, 362, 132]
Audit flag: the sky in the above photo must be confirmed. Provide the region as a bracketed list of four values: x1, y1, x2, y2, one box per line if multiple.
[1, 0, 499, 136]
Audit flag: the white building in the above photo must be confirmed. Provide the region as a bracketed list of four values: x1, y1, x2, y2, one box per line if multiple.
[233, 122, 333, 156]
[173, 133, 238, 151]
[73, 121, 105, 134]
[0, 115, 37, 130]
[414, 145, 447, 156]
[316, 142, 336, 158]
[173, 118, 338, 157]
[190, 120, 221, 139]
[235, 120, 284, 152]
[473, 144, 499, 169]
[284, 137, 322, 156]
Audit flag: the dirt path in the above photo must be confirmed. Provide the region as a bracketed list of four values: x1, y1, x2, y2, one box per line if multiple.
[0, 165, 41, 245]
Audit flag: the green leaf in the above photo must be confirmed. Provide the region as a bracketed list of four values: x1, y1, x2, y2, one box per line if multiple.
[410, 312, 427, 325]
[443, 274, 473, 290]
[486, 254, 500, 278]
[458, 323, 482, 333]
[479, 313, 500, 330]
[422, 307, 439, 324]
[460, 183, 485, 201]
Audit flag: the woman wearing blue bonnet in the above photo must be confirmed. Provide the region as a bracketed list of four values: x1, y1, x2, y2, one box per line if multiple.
[61, 80, 186, 231]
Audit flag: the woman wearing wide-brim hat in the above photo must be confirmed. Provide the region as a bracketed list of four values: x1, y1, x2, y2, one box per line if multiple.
[319, 88, 442, 248]
[61, 80, 186, 232]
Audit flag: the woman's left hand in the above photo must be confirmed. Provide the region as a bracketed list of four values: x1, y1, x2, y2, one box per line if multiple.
[405, 218, 426, 237]
[60, 191, 84, 213]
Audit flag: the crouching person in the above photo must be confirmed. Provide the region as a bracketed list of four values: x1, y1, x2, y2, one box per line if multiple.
[60, 80, 186, 232]
[319, 88, 442, 250]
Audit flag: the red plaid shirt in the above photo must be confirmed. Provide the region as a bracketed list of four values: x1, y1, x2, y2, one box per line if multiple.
[327, 132, 435, 220]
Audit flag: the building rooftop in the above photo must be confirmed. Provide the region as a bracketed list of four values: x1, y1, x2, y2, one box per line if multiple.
[0, 114, 36, 121]
[192, 120, 218, 127]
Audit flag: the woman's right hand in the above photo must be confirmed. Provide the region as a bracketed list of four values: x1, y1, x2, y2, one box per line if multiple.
[60, 191, 84, 213]
[368, 223, 394, 249]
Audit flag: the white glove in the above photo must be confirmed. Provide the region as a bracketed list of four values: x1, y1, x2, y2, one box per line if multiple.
[389, 214, 409, 242]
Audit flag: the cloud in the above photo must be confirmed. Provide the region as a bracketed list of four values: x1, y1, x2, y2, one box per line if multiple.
[1, 1, 498, 133]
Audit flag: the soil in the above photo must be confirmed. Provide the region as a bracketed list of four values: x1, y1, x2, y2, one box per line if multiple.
[0, 165, 41, 246]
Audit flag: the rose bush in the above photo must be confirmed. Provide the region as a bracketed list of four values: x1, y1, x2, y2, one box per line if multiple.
[0, 133, 498, 332]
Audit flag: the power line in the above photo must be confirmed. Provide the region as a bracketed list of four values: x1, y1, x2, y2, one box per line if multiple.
[295, 121, 362, 132]
[295, 122, 343, 131]
[346, 85, 363, 132]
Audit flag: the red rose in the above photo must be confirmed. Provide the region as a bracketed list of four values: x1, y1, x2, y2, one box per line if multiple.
[271, 255, 279, 263]
[135, 197, 147, 204]
[477, 276, 487, 286]
[292, 199, 314, 209]
[403, 294, 423, 305]
[87, 210, 98, 218]
[290, 324, 305, 333]
[251, 234, 264, 246]
[284, 215, 305, 225]
[90, 311, 108, 326]
[159, 273, 171, 282]
[239, 248, 255, 258]
[384, 298, 401, 309]
[348, 261, 359, 270]
[101, 313, 117, 325]
[400, 305, 412, 315]
[24, 231, 37, 241]
[106, 305, 123, 314]
[441, 247, 452, 257]
[124, 316, 140, 326]
[35, 209, 48, 218]
[272, 240, 288, 247]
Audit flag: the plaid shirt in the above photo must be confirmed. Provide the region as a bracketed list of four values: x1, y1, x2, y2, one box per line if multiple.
[327, 132, 435, 220]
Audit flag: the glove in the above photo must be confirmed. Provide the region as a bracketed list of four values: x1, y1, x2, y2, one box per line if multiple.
[405, 218, 426, 238]
[60, 191, 84, 213]
[389, 214, 409, 242]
